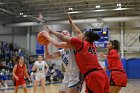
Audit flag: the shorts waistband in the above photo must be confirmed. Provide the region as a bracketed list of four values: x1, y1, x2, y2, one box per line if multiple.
[84, 68, 102, 78]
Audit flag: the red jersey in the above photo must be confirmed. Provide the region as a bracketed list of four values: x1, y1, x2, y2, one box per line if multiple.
[70, 38, 102, 74]
[14, 63, 28, 86]
[15, 64, 26, 79]
[107, 49, 124, 71]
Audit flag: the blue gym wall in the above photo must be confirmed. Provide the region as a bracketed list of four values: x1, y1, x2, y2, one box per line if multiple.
[105, 58, 140, 79]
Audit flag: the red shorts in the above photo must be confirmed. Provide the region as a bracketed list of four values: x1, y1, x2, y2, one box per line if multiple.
[110, 70, 127, 87]
[85, 70, 109, 93]
[15, 77, 26, 86]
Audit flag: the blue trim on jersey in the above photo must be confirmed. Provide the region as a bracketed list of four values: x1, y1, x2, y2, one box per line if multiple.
[68, 80, 81, 88]
[68, 72, 83, 88]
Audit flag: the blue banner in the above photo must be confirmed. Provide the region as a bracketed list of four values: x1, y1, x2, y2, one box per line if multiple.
[36, 37, 44, 54]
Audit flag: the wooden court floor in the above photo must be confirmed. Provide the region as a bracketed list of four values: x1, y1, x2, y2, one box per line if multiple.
[0, 84, 60, 93]
[1, 79, 140, 93]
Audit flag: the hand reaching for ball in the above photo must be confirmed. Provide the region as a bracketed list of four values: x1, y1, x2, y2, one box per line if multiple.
[37, 31, 50, 45]
[41, 30, 50, 38]
[68, 14, 72, 25]
[44, 25, 53, 34]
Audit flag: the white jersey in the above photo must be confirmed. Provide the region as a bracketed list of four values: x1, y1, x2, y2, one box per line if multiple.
[34, 61, 47, 73]
[59, 49, 79, 72]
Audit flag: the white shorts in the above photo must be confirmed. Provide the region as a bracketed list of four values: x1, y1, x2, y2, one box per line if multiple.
[35, 73, 46, 81]
[59, 70, 84, 92]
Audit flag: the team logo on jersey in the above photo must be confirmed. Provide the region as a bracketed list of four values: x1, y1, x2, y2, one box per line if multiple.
[62, 50, 69, 66]
[88, 47, 96, 55]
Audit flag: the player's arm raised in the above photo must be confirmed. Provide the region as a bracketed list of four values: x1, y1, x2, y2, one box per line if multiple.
[44, 26, 72, 44]
[41, 30, 73, 49]
[44, 44, 61, 61]
[68, 15, 83, 40]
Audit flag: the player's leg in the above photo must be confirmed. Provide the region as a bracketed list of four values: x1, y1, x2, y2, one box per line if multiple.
[104, 72, 110, 93]
[67, 71, 83, 93]
[114, 86, 122, 93]
[21, 83, 28, 93]
[33, 80, 39, 93]
[59, 81, 68, 93]
[33, 73, 41, 93]
[110, 86, 117, 93]
[59, 72, 68, 93]
[85, 70, 108, 93]
[40, 76, 46, 93]
[67, 87, 78, 93]
[14, 79, 21, 93]
[59, 90, 67, 93]
[14, 86, 19, 93]
[110, 71, 127, 93]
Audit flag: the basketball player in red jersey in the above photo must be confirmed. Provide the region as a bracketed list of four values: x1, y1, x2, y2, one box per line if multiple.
[13, 56, 30, 93]
[100, 40, 127, 93]
[42, 27, 110, 93]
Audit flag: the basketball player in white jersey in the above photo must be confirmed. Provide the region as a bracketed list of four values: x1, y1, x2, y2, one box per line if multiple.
[32, 55, 49, 93]
[43, 30, 83, 93]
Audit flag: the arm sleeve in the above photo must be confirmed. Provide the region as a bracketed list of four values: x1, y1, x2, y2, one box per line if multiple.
[107, 49, 119, 59]
[70, 38, 83, 48]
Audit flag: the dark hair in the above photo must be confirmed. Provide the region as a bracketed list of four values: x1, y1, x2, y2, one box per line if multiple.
[16, 56, 24, 64]
[110, 40, 120, 51]
[16, 56, 20, 64]
[84, 31, 100, 43]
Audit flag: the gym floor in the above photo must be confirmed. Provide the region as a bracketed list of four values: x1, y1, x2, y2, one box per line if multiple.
[1, 79, 140, 93]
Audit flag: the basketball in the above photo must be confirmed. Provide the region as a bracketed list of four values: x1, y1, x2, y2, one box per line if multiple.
[37, 31, 49, 45]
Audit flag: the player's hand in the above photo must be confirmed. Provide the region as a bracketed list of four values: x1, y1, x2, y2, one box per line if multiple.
[68, 14, 72, 24]
[41, 30, 50, 38]
[28, 78, 31, 82]
[28, 78, 32, 83]
[15, 76, 19, 80]
[100, 52, 106, 58]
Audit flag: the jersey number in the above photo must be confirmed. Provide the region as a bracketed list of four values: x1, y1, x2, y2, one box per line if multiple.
[88, 47, 96, 54]
[39, 68, 42, 71]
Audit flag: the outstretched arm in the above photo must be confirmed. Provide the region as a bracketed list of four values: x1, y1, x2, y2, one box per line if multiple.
[43, 27, 72, 44]
[68, 15, 83, 39]
[41, 30, 73, 48]
[44, 44, 61, 61]
[43, 26, 83, 49]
